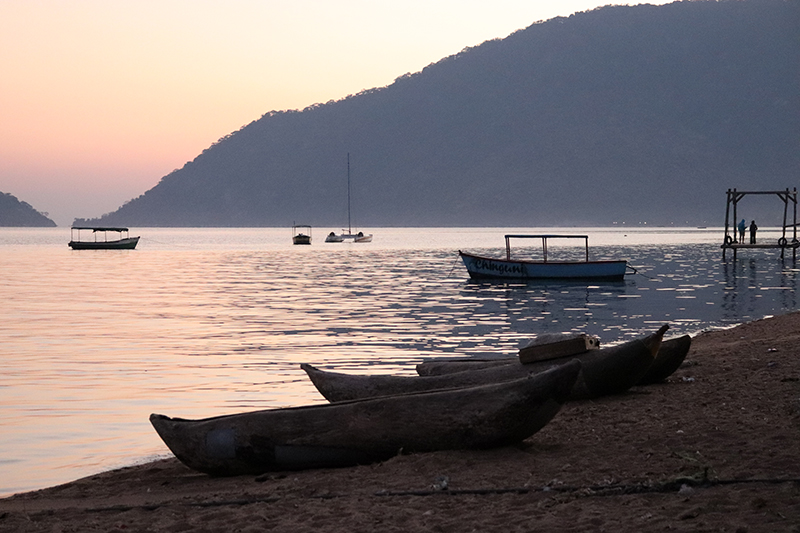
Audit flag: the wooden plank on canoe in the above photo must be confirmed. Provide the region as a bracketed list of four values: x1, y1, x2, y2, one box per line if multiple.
[518, 333, 600, 364]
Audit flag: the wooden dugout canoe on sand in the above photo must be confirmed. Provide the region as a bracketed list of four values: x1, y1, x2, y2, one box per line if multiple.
[415, 332, 691, 387]
[302, 326, 667, 403]
[635, 334, 692, 384]
[150, 361, 581, 476]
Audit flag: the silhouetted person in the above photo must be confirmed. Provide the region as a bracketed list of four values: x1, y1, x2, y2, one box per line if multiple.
[738, 219, 746, 243]
[749, 220, 758, 244]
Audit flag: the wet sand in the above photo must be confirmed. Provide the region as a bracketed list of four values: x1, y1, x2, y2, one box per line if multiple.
[2, 313, 799, 532]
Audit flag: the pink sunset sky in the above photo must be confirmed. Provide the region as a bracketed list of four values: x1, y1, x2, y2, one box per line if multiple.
[0, 0, 670, 226]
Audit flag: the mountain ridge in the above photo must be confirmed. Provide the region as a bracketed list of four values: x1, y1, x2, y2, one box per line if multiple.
[77, 0, 800, 227]
[1, 192, 57, 227]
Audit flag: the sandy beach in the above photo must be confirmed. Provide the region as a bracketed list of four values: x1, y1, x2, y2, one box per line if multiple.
[2, 313, 799, 532]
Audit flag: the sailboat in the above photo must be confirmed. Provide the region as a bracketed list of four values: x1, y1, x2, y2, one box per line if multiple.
[325, 153, 373, 243]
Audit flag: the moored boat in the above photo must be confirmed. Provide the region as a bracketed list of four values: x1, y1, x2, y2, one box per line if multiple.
[460, 234, 627, 280]
[326, 154, 373, 243]
[352, 231, 373, 243]
[292, 224, 312, 245]
[150, 361, 581, 476]
[68, 227, 139, 250]
[415, 333, 691, 388]
[325, 231, 344, 243]
[302, 325, 667, 403]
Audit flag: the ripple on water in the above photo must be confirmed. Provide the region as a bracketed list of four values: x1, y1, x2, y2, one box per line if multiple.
[0, 229, 798, 496]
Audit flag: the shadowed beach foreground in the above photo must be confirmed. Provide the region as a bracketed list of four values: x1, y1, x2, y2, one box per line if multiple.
[2, 313, 800, 532]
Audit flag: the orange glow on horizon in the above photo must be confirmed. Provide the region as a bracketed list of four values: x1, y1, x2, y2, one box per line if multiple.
[0, 0, 672, 224]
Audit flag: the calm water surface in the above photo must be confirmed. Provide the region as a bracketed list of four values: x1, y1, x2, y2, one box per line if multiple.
[1, 226, 797, 496]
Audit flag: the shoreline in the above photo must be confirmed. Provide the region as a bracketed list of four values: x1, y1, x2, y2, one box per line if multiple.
[2, 312, 799, 531]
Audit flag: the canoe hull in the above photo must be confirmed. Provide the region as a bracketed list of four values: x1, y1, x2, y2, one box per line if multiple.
[303, 326, 666, 403]
[636, 334, 692, 384]
[151, 361, 581, 476]
[416, 334, 691, 388]
[459, 251, 626, 280]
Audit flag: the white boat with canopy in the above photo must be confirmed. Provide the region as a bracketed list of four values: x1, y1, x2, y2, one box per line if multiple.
[459, 234, 627, 281]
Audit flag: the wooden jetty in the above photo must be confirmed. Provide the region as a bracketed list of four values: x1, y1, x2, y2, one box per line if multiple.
[722, 188, 798, 259]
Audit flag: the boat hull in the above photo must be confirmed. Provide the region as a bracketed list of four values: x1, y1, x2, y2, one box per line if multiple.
[341, 233, 372, 242]
[636, 334, 692, 384]
[151, 361, 581, 476]
[68, 237, 139, 250]
[416, 333, 689, 389]
[326, 233, 372, 242]
[303, 326, 666, 403]
[459, 251, 627, 280]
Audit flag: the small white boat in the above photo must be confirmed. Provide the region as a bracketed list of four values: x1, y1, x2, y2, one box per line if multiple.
[346, 231, 373, 243]
[327, 230, 373, 243]
[292, 224, 312, 245]
[459, 234, 627, 281]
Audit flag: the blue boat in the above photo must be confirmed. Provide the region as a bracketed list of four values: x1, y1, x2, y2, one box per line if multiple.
[459, 234, 627, 281]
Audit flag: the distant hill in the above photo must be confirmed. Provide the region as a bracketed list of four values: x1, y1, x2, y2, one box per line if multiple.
[0, 193, 57, 227]
[78, 0, 800, 228]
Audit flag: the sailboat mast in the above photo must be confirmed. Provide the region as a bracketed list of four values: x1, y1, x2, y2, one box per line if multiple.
[347, 153, 351, 234]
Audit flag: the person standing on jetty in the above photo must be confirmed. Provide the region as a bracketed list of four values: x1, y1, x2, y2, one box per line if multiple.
[738, 219, 746, 243]
[750, 220, 758, 244]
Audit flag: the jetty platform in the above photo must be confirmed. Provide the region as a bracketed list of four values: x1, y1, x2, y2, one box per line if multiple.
[721, 188, 798, 260]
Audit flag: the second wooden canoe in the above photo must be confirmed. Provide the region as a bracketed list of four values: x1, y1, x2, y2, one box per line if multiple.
[415, 332, 691, 387]
[302, 326, 667, 403]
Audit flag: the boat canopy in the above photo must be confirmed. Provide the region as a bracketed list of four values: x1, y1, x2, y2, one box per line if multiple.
[71, 226, 129, 232]
[504, 234, 590, 262]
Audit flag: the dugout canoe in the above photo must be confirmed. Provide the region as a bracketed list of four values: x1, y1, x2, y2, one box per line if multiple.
[303, 325, 667, 403]
[150, 360, 581, 476]
[636, 334, 692, 384]
[415, 333, 691, 387]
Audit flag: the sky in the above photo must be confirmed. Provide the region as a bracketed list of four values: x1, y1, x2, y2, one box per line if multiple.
[0, 0, 672, 226]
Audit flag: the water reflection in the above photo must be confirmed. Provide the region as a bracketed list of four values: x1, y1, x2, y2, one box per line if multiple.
[458, 280, 629, 349]
[721, 255, 798, 320]
[1, 229, 799, 497]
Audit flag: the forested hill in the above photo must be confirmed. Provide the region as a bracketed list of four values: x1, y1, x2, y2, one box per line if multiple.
[1, 192, 57, 227]
[79, 0, 800, 228]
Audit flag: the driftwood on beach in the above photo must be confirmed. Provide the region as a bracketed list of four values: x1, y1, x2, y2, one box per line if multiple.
[303, 326, 668, 403]
[150, 361, 582, 476]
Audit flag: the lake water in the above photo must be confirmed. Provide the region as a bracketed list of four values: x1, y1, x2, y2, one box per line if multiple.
[1, 226, 798, 497]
